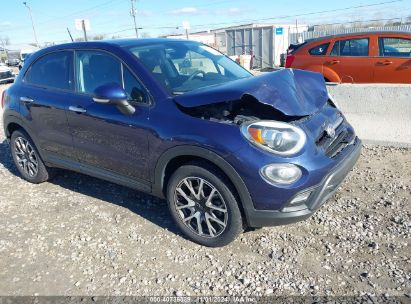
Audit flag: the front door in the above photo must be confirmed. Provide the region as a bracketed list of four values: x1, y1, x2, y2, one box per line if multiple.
[373, 36, 411, 84]
[66, 50, 151, 182]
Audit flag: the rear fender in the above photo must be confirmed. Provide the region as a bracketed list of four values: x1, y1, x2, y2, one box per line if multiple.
[3, 114, 45, 159]
[304, 65, 341, 83]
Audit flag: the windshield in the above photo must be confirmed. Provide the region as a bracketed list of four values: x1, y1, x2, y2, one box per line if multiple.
[128, 41, 252, 94]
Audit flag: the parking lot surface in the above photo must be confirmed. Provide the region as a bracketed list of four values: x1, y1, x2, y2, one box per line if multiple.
[0, 83, 410, 297]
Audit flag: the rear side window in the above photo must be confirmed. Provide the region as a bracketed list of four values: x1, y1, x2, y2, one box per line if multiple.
[309, 43, 330, 56]
[379, 37, 411, 57]
[25, 51, 73, 90]
[330, 38, 369, 57]
[288, 42, 307, 54]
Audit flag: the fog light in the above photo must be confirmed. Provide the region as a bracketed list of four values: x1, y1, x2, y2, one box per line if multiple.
[260, 163, 302, 185]
[289, 191, 311, 206]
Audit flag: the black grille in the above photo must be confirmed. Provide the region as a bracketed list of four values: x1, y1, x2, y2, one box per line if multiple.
[316, 117, 354, 158]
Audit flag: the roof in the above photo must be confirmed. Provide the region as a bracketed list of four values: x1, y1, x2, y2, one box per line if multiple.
[52, 38, 189, 48]
[306, 30, 411, 43]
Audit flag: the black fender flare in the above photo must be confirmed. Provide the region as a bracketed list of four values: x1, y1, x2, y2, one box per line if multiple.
[152, 145, 255, 226]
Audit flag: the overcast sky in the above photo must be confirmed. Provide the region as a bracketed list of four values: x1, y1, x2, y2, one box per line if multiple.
[0, 0, 409, 45]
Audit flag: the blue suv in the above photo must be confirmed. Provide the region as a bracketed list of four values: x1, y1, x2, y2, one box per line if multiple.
[1, 39, 361, 247]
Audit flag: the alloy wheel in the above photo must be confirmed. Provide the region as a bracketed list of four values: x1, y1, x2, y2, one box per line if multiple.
[14, 137, 38, 177]
[174, 177, 228, 238]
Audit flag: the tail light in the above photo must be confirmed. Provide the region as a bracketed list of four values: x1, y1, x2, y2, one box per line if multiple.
[285, 54, 295, 68]
[1, 90, 6, 109]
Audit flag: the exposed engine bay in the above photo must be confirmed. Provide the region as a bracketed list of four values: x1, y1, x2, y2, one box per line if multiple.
[176, 94, 305, 125]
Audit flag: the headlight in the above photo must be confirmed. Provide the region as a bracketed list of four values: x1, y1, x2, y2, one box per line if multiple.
[260, 163, 302, 185]
[241, 121, 306, 155]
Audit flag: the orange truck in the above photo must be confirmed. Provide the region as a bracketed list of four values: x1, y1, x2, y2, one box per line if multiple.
[286, 31, 411, 83]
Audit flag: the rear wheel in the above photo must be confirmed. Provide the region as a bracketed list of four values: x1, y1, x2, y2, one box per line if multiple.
[167, 162, 243, 247]
[10, 130, 52, 183]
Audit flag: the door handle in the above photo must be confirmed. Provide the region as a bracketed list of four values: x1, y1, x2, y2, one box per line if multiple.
[330, 60, 340, 65]
[69, 106, 87, 113]
[20, 96, 34, 103]
[378, 60, 393, 65]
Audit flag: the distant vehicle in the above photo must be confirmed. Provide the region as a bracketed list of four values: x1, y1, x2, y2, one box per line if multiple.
[19, 53, 33, 71]
[19, 48, 37, 70]
[7, 58, 20, 67]
[2, 39, 361, 247]
[286, 32, 411, 83]
[0, 65, 14, 83]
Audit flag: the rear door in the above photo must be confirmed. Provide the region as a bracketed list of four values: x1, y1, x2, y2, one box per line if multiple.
[289, 41, 330, 73]
[305, 42, 331, 72]
[20, 50, 76, 159]
[373, 36, 411, 83]
[325, 36, 374, 83]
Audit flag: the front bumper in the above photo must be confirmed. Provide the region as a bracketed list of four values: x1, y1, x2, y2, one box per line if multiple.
[0, 76, 14, 83]
[246, 137, 362, 227]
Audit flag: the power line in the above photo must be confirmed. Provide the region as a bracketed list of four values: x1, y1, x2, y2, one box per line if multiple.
[4, 0, 405, 43]
[184, 0, 405, 30]
[311, 17, 404, 28]
[0, 0, 125, 33]
[102, 0, 404, 32]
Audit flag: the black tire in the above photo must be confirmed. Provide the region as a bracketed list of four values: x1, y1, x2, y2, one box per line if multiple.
[10, 129, 52, 184]
[167, 162, 243, 247]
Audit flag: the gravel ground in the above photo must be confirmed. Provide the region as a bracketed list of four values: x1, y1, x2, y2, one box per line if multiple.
[0, 83, 410, 298]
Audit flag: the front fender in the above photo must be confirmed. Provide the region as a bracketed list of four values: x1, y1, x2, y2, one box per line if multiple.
[152, 145, 255, 226]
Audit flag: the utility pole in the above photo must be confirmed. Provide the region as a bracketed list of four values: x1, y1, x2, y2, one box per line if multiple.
[295, 19, 298, 36]
[67, 28, 74, 42]
[81, 20, 88, 41]
[1, 38, 7, 63]
[130, 0, 139, 38]
[182, 21, 190, 40]
[23, 2, 39, 47]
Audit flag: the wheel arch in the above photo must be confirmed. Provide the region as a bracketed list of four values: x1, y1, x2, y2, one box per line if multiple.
[321, 66, 341, 83]
[152, 146, 255, 226]
[3, 115, 44, 158]
[303, 65, 341, 83]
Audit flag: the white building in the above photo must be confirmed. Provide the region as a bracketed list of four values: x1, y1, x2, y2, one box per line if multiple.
[167, 23, 308, 68]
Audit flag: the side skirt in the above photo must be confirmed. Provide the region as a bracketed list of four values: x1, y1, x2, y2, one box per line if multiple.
[43, 151, 152, 194]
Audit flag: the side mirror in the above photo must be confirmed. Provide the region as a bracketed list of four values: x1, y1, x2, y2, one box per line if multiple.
[93, 82, 135, 115]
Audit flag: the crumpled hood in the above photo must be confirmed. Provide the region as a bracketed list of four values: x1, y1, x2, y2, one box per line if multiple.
[174, 69, 328, 116]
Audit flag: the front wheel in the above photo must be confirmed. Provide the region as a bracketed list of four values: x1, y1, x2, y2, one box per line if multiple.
[167, 163, 243, 247]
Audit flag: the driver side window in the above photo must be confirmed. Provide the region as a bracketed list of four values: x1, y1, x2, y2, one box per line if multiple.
[174, 50, 218, 76]
[75, 50, 149, 104]
[75, 50, 122, 94]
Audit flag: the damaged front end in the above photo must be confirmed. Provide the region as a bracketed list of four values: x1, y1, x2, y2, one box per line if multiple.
[174, 68, 355, 160]
[176, 94, 304, 125]
[174, 68, 329, 119]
